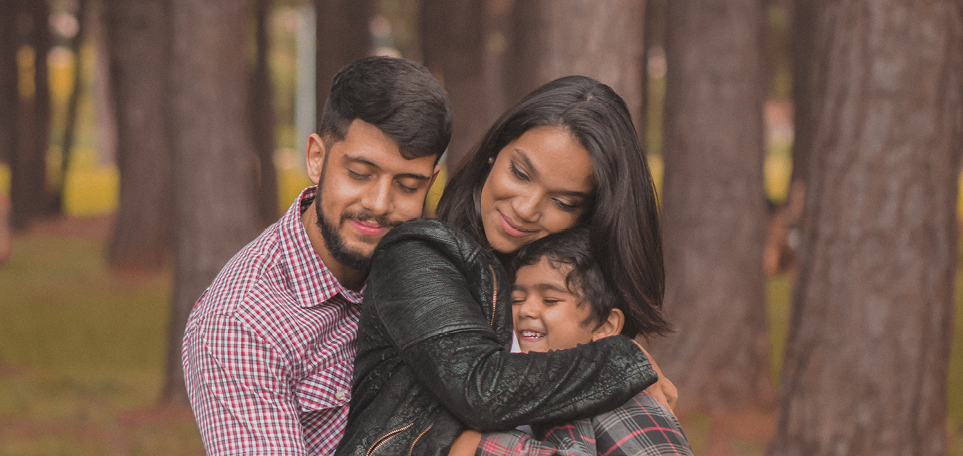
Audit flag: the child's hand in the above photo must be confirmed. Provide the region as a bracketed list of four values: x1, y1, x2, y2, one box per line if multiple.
[632, 338, 678, 411]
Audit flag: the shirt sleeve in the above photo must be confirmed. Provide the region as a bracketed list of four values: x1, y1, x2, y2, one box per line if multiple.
[477, 424, 597, 456]
[536, 393, 694, 456]
[182, 313, 306, 455]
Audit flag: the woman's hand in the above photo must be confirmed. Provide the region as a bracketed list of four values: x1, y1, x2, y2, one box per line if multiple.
[448, 429, 482, 456]
[633, 338, 678, 411]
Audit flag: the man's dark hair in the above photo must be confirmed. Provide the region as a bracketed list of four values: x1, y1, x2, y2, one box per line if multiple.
[511, 228, 635, 335]
[319, 56, 453, 159]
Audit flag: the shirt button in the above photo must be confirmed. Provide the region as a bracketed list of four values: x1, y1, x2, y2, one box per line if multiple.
[336, 390, 347, 401]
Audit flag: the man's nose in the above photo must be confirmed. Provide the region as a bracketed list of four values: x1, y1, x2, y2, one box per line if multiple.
[361, 178, 392, 215]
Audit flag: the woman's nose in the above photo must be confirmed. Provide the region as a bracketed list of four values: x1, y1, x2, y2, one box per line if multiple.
[512, 192, 541, 222]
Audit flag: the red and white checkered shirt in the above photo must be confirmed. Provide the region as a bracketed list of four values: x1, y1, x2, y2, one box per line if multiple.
[182, 186, 364, 455]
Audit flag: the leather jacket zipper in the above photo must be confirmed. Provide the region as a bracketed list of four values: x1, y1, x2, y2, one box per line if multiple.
[366, 422, 414, 456]
[408, 423, 434, 456]
[487, 265, 497, 327]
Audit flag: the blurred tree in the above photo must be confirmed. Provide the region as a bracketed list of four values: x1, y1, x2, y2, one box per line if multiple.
[656, 0, 774, 412]
[770, 2, 962, 455]
[315, 0, 373, 116]
[508, 0, 645, 134]
[787, 0, 816, 191]
[420, 0, 486, 171]
[56, 0, 87, 213]
[104, 0, 173, 271]
[0, 0, 17, 168]
[163, 0, 260, 404]
[10, 0, 54, 229]
[252, 0, 278, 227]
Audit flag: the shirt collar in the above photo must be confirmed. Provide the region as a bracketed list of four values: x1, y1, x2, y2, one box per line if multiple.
[279, 186, 364, 308]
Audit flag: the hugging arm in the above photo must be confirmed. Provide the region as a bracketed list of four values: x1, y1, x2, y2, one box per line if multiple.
[367, 236, 657, 431]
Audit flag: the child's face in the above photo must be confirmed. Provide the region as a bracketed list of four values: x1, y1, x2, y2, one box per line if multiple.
[511, 257, 597, 353]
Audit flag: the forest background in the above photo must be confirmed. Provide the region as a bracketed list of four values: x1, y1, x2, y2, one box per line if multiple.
[0, 0, 961, 455]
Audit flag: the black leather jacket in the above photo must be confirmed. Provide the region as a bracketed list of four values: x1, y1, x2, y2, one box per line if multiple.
[334, 218, 657, 456]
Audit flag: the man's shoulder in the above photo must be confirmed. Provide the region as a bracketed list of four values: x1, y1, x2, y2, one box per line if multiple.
[191, 226, 291, 320]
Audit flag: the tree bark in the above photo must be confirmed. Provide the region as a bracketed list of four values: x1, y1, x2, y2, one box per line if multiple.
[656, 0, 773, 412]
[787, 0, 817, 188]
[509, 0, 646, 134]
[104, 0, 174, 271]
[770, 2, 962, 455]
[420, 0, 487, 172]
[10, 0, 53, 228]
[314, 0, 373, 115]
[0, 0, 18, 167]
[163, 0, 260, 404]
[251, 0, 278, 227]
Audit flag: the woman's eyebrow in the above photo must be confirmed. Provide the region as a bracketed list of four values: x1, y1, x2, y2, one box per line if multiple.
[515, 149, 538, 176]
[515, 149, 592, 199]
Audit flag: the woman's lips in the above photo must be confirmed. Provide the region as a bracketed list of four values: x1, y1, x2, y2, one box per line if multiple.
[498, 212, 534, 238]
[350, 219, 387, 237]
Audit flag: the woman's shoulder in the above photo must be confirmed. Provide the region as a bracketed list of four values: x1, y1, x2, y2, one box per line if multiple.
[376, 217, 485, 261]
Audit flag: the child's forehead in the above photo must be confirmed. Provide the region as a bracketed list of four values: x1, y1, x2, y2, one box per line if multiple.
[514, 257, 578, 294]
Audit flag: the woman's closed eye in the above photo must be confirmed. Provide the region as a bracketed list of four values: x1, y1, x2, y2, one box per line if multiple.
[509, 161, 530, 182]
[553, 198, 579, 212]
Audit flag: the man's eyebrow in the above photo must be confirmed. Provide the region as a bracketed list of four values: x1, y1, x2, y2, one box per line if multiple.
[515, 149, 592, 199]
[343, 154, 432, 181]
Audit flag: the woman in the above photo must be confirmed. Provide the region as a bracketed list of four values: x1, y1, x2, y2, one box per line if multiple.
[335, 76, 670, 456]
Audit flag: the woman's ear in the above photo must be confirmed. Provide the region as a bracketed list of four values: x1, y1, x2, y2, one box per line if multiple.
[592, 308, 624, 342]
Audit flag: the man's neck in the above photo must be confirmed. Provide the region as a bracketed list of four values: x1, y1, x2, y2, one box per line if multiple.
[300, 206, 367, 292]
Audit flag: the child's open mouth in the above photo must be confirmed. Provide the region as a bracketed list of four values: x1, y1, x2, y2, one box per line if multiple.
[519, 330, 545, 340]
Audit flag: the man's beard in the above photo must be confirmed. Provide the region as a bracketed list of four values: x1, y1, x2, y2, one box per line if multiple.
[314, 185, 400, 272]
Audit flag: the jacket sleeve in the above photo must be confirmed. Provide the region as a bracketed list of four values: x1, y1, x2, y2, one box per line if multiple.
[366, 234, 657, 431]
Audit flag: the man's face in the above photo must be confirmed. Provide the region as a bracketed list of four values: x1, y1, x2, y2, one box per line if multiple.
[307, 120, 439, 271]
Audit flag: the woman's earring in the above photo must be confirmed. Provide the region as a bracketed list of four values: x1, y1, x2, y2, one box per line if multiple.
[487, 156, 495, 165]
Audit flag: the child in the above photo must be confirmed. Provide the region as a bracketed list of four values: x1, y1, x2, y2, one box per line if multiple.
[474, 228, 693, 456]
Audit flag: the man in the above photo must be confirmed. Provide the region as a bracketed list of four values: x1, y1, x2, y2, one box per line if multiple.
[182, 56, 452, 455]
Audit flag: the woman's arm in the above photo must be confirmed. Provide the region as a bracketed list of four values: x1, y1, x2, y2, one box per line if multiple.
[366, 227, 657, 431]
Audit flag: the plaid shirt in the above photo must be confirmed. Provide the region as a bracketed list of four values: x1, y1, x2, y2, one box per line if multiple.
[182, 187, 364, 455]
[477, 392, 693, 456]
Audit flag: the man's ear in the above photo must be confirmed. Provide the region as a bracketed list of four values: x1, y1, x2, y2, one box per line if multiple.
[305, 133, 327, 185]
[592, 308, 624, 342]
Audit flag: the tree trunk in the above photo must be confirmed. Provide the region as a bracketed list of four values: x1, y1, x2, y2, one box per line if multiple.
[509, 0, 646, 134]
[56, 0, 87, 213]
[314, 0, 373, 114]
[787, 0, 817, 188]
[0, 0, 18, 167]
[163, 0, 260, 404]
[10, 0, 53, 228]
[420, 0, 487, 171]
[656, 0, 773, 412]
[104, 0, 174, 271]
[770, 2, 962, 455]
[251, 0, 278, 227]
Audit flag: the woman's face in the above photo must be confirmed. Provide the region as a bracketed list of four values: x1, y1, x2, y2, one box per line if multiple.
[479, 126, 595, 253]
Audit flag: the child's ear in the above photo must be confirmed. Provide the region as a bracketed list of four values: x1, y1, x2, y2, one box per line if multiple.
[592, 308, 624, 342]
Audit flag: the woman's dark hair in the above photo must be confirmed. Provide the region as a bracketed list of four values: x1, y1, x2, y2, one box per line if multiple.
[319, 56, 453, 160]
[436, 75, 669, 338]
[511, 228, 623, 333]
